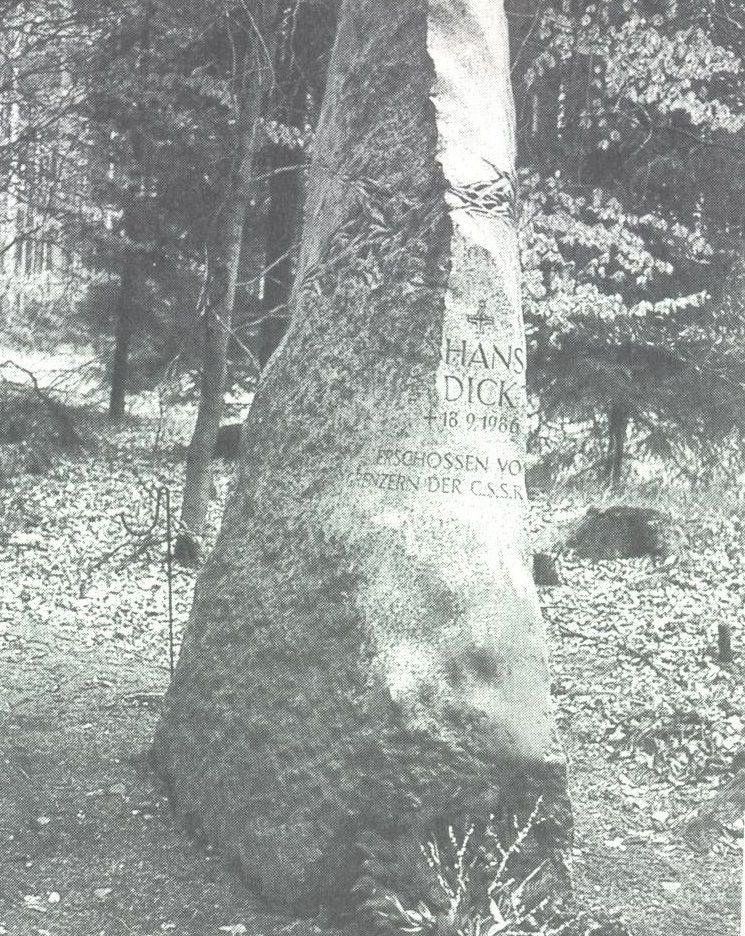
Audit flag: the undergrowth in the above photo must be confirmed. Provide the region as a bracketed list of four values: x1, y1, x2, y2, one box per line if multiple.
[359, 802, 631, 936]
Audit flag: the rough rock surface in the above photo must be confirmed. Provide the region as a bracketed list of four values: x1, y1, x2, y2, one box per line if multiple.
[152, 0, 570, 912]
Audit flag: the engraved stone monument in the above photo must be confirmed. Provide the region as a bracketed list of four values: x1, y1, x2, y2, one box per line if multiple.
[152, 0, 571, 913]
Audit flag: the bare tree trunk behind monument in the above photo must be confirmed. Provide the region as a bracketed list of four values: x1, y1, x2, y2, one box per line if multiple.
[107, 0, 153, 422]
[606, 402, 630, 488]
[108, 256, 137, 421]
[258, 69, 307, 366]
[154, 0, 570, 915]
[173, 165, 252, 566]
[258, 137, 303, 365]
[174, 39, 276, 566]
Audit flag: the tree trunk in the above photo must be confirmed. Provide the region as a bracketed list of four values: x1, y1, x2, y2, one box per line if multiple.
[173, 206, 243, 566]
[606, 402, 629, 487]
[108, 257, 137, 421]
[173, 52, 274, 566]
[108, 1, 152, 423]
[258, 74, 307, 366]
[258, 141, 303, 366]
[153, 0, 571, 916]
[2, 49, 21, 280]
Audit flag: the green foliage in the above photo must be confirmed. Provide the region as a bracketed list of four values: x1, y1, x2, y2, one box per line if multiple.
[1, 0, 335, 388]
[510, 0, 745, 477]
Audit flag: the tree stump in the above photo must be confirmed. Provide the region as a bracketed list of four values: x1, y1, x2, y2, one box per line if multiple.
[533, 552, 560, 586]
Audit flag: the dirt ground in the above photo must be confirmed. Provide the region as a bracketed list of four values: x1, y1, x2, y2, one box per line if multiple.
[0, 411, 741, 936]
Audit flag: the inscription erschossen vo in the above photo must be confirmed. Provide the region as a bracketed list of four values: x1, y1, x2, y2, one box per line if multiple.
[353, 299, 526, 502]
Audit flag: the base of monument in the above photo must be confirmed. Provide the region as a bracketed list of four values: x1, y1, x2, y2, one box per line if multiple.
[151, 747, 572, 923]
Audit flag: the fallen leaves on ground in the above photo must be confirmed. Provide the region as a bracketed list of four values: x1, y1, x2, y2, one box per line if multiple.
[0, 407, 741, 935]
[532, 491, 743, 934]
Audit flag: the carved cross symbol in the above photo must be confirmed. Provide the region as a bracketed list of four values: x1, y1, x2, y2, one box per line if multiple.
[466, 300, 494, 335]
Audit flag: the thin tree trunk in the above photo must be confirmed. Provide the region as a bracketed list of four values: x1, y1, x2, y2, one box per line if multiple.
[174, 54, 274, 566]
[258, 142, 303, 365]
[2, 46, 21, 279]
[259, 74, 307, 366]
[108, 1, 152, 422]
[108, 257, 137, 421]
[173, 203, 246, 566]
[606, 402, 629, 487]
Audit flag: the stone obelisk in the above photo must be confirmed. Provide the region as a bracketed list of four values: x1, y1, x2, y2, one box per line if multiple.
[152, 0, 570, 911]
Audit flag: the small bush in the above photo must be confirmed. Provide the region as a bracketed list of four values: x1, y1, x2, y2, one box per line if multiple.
[0, 382, 81, 478]
[358, 801, 632, 936]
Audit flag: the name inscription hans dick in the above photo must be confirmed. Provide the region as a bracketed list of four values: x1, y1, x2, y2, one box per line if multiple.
[348, 302, 529, 503]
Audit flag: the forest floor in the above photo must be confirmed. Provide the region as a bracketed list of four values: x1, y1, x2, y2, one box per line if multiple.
[0, 381, 742, 936]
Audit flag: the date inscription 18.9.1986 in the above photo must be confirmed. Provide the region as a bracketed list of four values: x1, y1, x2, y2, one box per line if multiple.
[350, 297, 528, 502]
